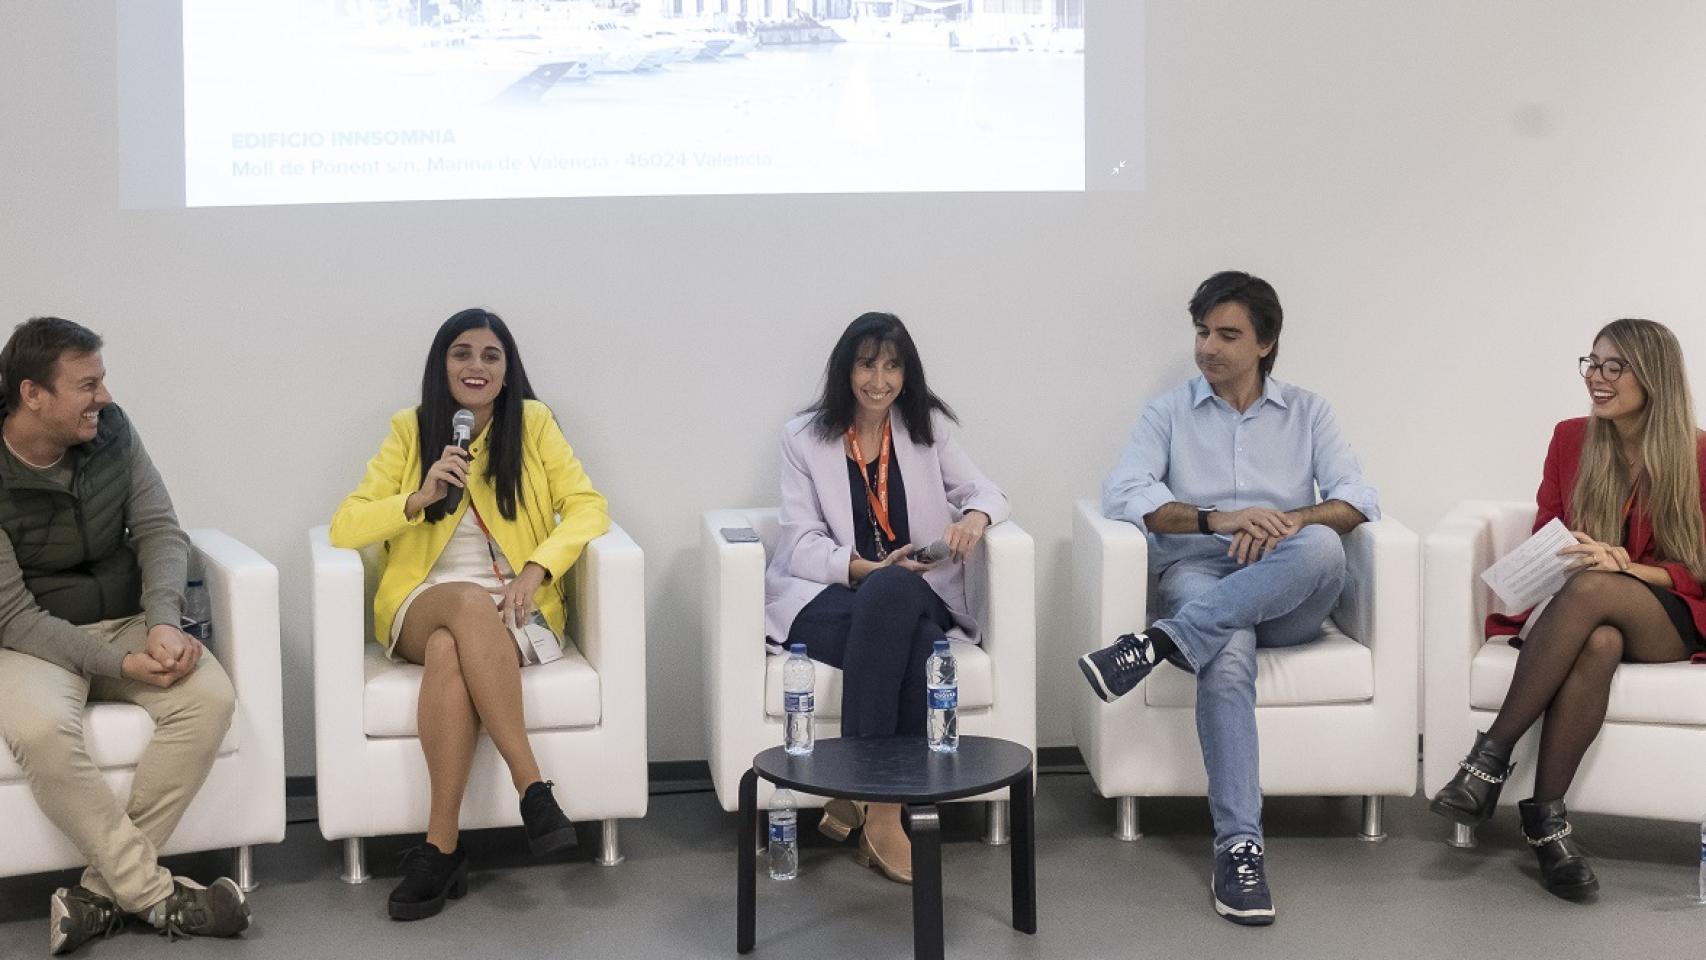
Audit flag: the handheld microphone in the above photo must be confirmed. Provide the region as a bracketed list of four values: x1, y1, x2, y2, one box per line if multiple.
[914, 539, 951, 565]
[442, 408, 475, 513]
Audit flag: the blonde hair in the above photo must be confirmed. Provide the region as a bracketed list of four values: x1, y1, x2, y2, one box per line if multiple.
[1570, 318, 1706, 582]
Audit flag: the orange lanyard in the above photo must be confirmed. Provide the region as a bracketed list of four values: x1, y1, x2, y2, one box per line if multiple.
[846, 421, 896, 542]
[465, 499, 509, 585]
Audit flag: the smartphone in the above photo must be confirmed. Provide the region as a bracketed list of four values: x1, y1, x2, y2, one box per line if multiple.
[720, 526, 761, 544]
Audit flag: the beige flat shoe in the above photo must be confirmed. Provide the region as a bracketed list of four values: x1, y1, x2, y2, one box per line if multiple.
[853, 826, 913, 885]
[818, 799, 867, 842]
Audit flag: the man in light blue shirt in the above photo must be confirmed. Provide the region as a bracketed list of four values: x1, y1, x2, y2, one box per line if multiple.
[1079, 271, 1380, 927]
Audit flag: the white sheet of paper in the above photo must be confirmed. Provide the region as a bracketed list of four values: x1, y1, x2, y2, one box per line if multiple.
[509, 614, 563, 667]
[1480, 518, 1580, 611]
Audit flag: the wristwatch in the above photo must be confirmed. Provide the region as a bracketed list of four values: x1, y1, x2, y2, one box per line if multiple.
[1197, 506, 1216, 535]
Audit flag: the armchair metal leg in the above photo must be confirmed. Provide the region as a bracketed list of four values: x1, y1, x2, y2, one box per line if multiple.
[1449, 823, 1477, 849]
[1358, 796, 1387, 842]
[596, 819, 625, 866]
[340, 838, 370, 885]
[1113, 797, 1141, 841]
[234, 846, 257, 892]
[982, 800, 1011, 846]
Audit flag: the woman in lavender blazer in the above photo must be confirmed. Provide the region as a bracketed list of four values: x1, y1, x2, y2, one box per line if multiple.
[765, 312, 1010, 885]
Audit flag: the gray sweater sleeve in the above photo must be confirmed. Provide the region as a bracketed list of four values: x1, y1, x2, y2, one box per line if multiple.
[126, 429, 189, 633]
[0, 422, 189, 680]
[0, 531, 127, 678]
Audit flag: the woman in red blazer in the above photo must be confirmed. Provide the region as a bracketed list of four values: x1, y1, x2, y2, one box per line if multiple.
[1431, 319, 1706, 901]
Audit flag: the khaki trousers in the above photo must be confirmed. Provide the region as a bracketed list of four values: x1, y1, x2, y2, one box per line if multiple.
[0, 615, 235, 913]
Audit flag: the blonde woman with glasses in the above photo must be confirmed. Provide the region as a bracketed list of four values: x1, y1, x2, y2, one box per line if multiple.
[1431, 319, 1706, 900]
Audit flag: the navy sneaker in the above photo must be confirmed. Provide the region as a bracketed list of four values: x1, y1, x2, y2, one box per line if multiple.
[1212, 841, 1275, 925]
[1077, 633, 1160, 703]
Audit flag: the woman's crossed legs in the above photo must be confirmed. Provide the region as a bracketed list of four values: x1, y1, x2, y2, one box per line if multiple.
[1486, 571, 1692, 801]
[394, 582, 544, 852]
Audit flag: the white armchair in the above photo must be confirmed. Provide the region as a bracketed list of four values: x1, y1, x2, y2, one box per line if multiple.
[310, 523, 646, 881]
[702, 508, 1036, 839]
[1423, 500, 1706, 845]
[1071, 500, 1419, 841]
[0, 529, 285, 890]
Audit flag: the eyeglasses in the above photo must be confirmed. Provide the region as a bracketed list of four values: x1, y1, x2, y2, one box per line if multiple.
[1578, 357, 1629, 382]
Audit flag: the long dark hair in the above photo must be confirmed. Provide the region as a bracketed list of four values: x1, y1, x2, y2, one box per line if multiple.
[806, 312, 956, 445]
[416, 308, 537, 523]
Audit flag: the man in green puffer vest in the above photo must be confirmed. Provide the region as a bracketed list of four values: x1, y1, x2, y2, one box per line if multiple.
[0, 318, 251, 954]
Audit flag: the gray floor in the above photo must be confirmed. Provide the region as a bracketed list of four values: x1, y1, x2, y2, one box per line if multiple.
[1, 773, 1701, 959]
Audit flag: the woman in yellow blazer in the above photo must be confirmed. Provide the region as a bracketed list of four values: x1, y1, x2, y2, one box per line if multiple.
[330, 308, 609, 921]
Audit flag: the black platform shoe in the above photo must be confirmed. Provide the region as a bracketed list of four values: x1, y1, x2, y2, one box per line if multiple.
[521, 780, 577, 856]
[1429, 731, 1515, 826]
[1518, 798, 1599, 901]
[388, 843, 468, 921]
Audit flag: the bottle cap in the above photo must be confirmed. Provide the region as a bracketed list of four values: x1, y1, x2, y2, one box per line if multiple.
[933, 639, 950, 652]
[789, 643, 806, 655]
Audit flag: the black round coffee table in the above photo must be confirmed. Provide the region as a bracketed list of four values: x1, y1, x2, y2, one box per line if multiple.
[736, 735, 1036, 960]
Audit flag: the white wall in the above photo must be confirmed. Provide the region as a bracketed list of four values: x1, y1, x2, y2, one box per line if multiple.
[3, 2, 1704, 776]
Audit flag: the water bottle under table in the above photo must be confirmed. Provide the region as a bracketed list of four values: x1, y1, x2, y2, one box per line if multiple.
[927, 639, 958, 754]
[768, 789, 798, 881]
[182, 579, 212, 642]
[783, 644, 815, 756]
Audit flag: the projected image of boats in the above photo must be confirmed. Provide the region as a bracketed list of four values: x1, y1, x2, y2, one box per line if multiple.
[836, 1, 1085, 54]
[183, 0, 1089, 201]
[309, 0, 1079, 107]
[318, 1, 770, 103]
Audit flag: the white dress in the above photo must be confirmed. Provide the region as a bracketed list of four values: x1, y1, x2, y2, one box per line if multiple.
[386, 508, 515, 656]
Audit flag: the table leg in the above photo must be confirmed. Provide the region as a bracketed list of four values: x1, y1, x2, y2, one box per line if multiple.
[906, 804, 944, 960]
[1010, 774, 1037, 934]
[738, 768, 758, 954]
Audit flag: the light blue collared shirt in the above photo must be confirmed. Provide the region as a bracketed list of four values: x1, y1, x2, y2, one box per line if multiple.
[1102, 375, 1381, 572]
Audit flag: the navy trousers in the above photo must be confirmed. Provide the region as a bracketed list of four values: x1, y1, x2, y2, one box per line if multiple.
[785, 566, 953, 738]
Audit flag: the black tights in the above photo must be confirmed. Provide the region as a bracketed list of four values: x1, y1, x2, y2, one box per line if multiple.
[1485, 571, 1691, 802]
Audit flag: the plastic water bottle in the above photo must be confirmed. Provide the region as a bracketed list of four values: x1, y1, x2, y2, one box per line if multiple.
[182, 579, 212, 642]
[1697, 817, 1705, 904]
[767, 789, 798, 880]
[783, 644, 815, 756]
[927, 639, 958, 753]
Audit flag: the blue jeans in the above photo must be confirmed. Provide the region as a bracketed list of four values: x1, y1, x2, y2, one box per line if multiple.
[1151, 524, 1347, 854]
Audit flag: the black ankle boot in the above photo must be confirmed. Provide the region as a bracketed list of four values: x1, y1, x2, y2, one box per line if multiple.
[1518, 798, 1598, 901]
[388, 842, 468, 921]
[520, 780, 577, 856]
[1429, 731, 1515, 826]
